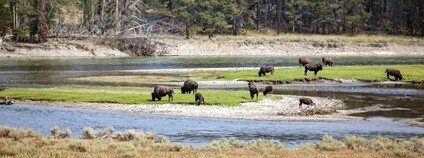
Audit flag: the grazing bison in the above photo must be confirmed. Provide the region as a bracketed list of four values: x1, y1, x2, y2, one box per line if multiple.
[258, 66, 274, 77]
[195, 93, 205, 106]
[263, 85, 273, 96]
[385, 69, 402, 81]
[299, 98, 315, 109]
[322, 56, 333, 66]
[299, 57, 310, 67]
[181, 80, 198, 94]
[248, 82, 259, 100]
[151, 86, 174, 101]
[304, 63, 323, 76]
[0, 96, 13, 105]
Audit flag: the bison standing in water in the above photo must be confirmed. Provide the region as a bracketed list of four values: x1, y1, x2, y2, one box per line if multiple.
[248, 82, 259, 100]
[304, 63, 323, 76]
[299, 98, 315, 109]
[263, 85, 273, 96]
[181, 80, 198, 94]
[299, 57, 310, 67]
[322, 56, 333, 66]
[258, 66, 274, 77]
[385, 69, 402, 81]
[151, 86, 174, 101]
[195, 93, 204, 106]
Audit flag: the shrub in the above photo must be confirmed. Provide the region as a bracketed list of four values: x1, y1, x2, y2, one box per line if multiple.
[82, 126, 97, 139]
[50, 125, 72, 138]
[316, 135, 345, 151]
[343, 135, 370, 151]
[0, 126, 40, 140]
[245, 139, 285, 151]
[202, 138, 244, 151]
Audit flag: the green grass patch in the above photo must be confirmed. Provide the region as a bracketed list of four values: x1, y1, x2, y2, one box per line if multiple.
[218, 65, 424, 83]
[0, 86, 263, 106]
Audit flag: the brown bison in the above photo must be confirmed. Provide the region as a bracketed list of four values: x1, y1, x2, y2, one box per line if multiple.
[263, 85, 273, 96]
[299, 57, 310, 67]
[151, 86, 174, 101]
[385, 69, 402, 81]
[322, 56, 333, 66]
[258, 66, 274, 77]
[195, 93, 205, 106]
[0, 96, 13, 105]
[181, 80, 198, 94]
[248, 82, 259, 100]
[304, 63, 323, 76]
[299, 98, 315, 109]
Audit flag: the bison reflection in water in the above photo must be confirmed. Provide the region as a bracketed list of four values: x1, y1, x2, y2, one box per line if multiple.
[248, 82, 259, 100]
[258, 66, 274, 77]
[181, 80, 198, 94]
[263, 85, 273, 96]
[304, 63, 323, 76]
[322, 56, 334, 66]
[195, 93, 204, 106]
[299, 98, 315, 109]
[298, 57, 310, 67]
[151, 86, 174, 101]
[385, 68, 403, 81]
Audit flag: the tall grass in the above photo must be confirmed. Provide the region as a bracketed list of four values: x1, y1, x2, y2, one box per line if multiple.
[0, 126, 423, 157]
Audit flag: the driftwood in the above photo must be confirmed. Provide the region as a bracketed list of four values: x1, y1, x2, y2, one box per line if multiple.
[0, 96, 13, 105]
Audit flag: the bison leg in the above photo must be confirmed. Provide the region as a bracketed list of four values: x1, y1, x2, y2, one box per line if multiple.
[255, 92, 259, 100]
[168, 94, 173, 101]
[304, 69, 308, 76]
[181, 87, 186, 94]
[151, 93, 156, 101]
[314, 70, 318, 76]
[299, 102, 302, 109]
[387, 74, 390, 80]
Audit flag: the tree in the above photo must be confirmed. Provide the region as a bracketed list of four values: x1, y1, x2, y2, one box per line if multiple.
[37, 0, 49, 42]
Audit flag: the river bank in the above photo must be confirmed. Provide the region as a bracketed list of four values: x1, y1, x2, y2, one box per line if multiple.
[2, 34, 424, 57]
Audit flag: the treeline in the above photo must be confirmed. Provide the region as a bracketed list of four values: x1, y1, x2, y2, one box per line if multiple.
[1, 0, 423, 43]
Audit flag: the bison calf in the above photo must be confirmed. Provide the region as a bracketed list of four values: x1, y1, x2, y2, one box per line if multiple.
[322, 56, 333, 66]
[299, 57, 310, 67]
[299, 98, 315, 109]
[385, 69, 402, 81]
[248, 82, 259, 100]
[304, 63, 323, 76]
[258, 66, 274, 77]
[195, 93, 205, 106]
[263, 85, 273, 96]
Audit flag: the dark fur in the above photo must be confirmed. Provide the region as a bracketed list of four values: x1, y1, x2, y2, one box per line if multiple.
[151, 86, 174, 101]
[181, 80, 198, 94]
[263, 85, 273, 96]
[299, 57, 309, 67]
[385, 69, 402, 81]
[258, 66, 274, 77]
[195, 93, 205, 106]
[304, 63, 323, 76]
[0, 96, 13, 105]
[248, 82, 259, 100]
[322, 56, 333, 66]
[299, 98, 315, 109]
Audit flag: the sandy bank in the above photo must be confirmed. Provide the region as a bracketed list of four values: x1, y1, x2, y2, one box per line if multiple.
[16, 95, 362, 122]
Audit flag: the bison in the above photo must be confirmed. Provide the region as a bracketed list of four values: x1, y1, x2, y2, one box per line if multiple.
[258, 66, 274, 77]
[385, 69, 402, 81]
[151, 86, 174, 101]
[195, 93, 205, 106]
[299, 97, 315, 109]
[304, 63, 323, 76]
[248, 82, 259, 100]
[322, 56, 333, 66]
[181, 80, 198, 94]
[299, 57, 310, 67]
[263, 85, 273, 96]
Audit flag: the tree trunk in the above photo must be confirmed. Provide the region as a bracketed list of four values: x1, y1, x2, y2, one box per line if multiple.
[115, 0, 120, 35]
[37, 0, 48, 43]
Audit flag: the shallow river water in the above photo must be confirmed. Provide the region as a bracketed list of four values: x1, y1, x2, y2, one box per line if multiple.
[0, 56, 423, 146]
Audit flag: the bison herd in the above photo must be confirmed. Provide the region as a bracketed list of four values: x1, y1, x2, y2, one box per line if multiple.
[149, 56, 403, 107]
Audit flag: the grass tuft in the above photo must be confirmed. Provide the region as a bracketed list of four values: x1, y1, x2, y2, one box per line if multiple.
[50, 125, 72, 138]
[316, 135, 345, 151]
